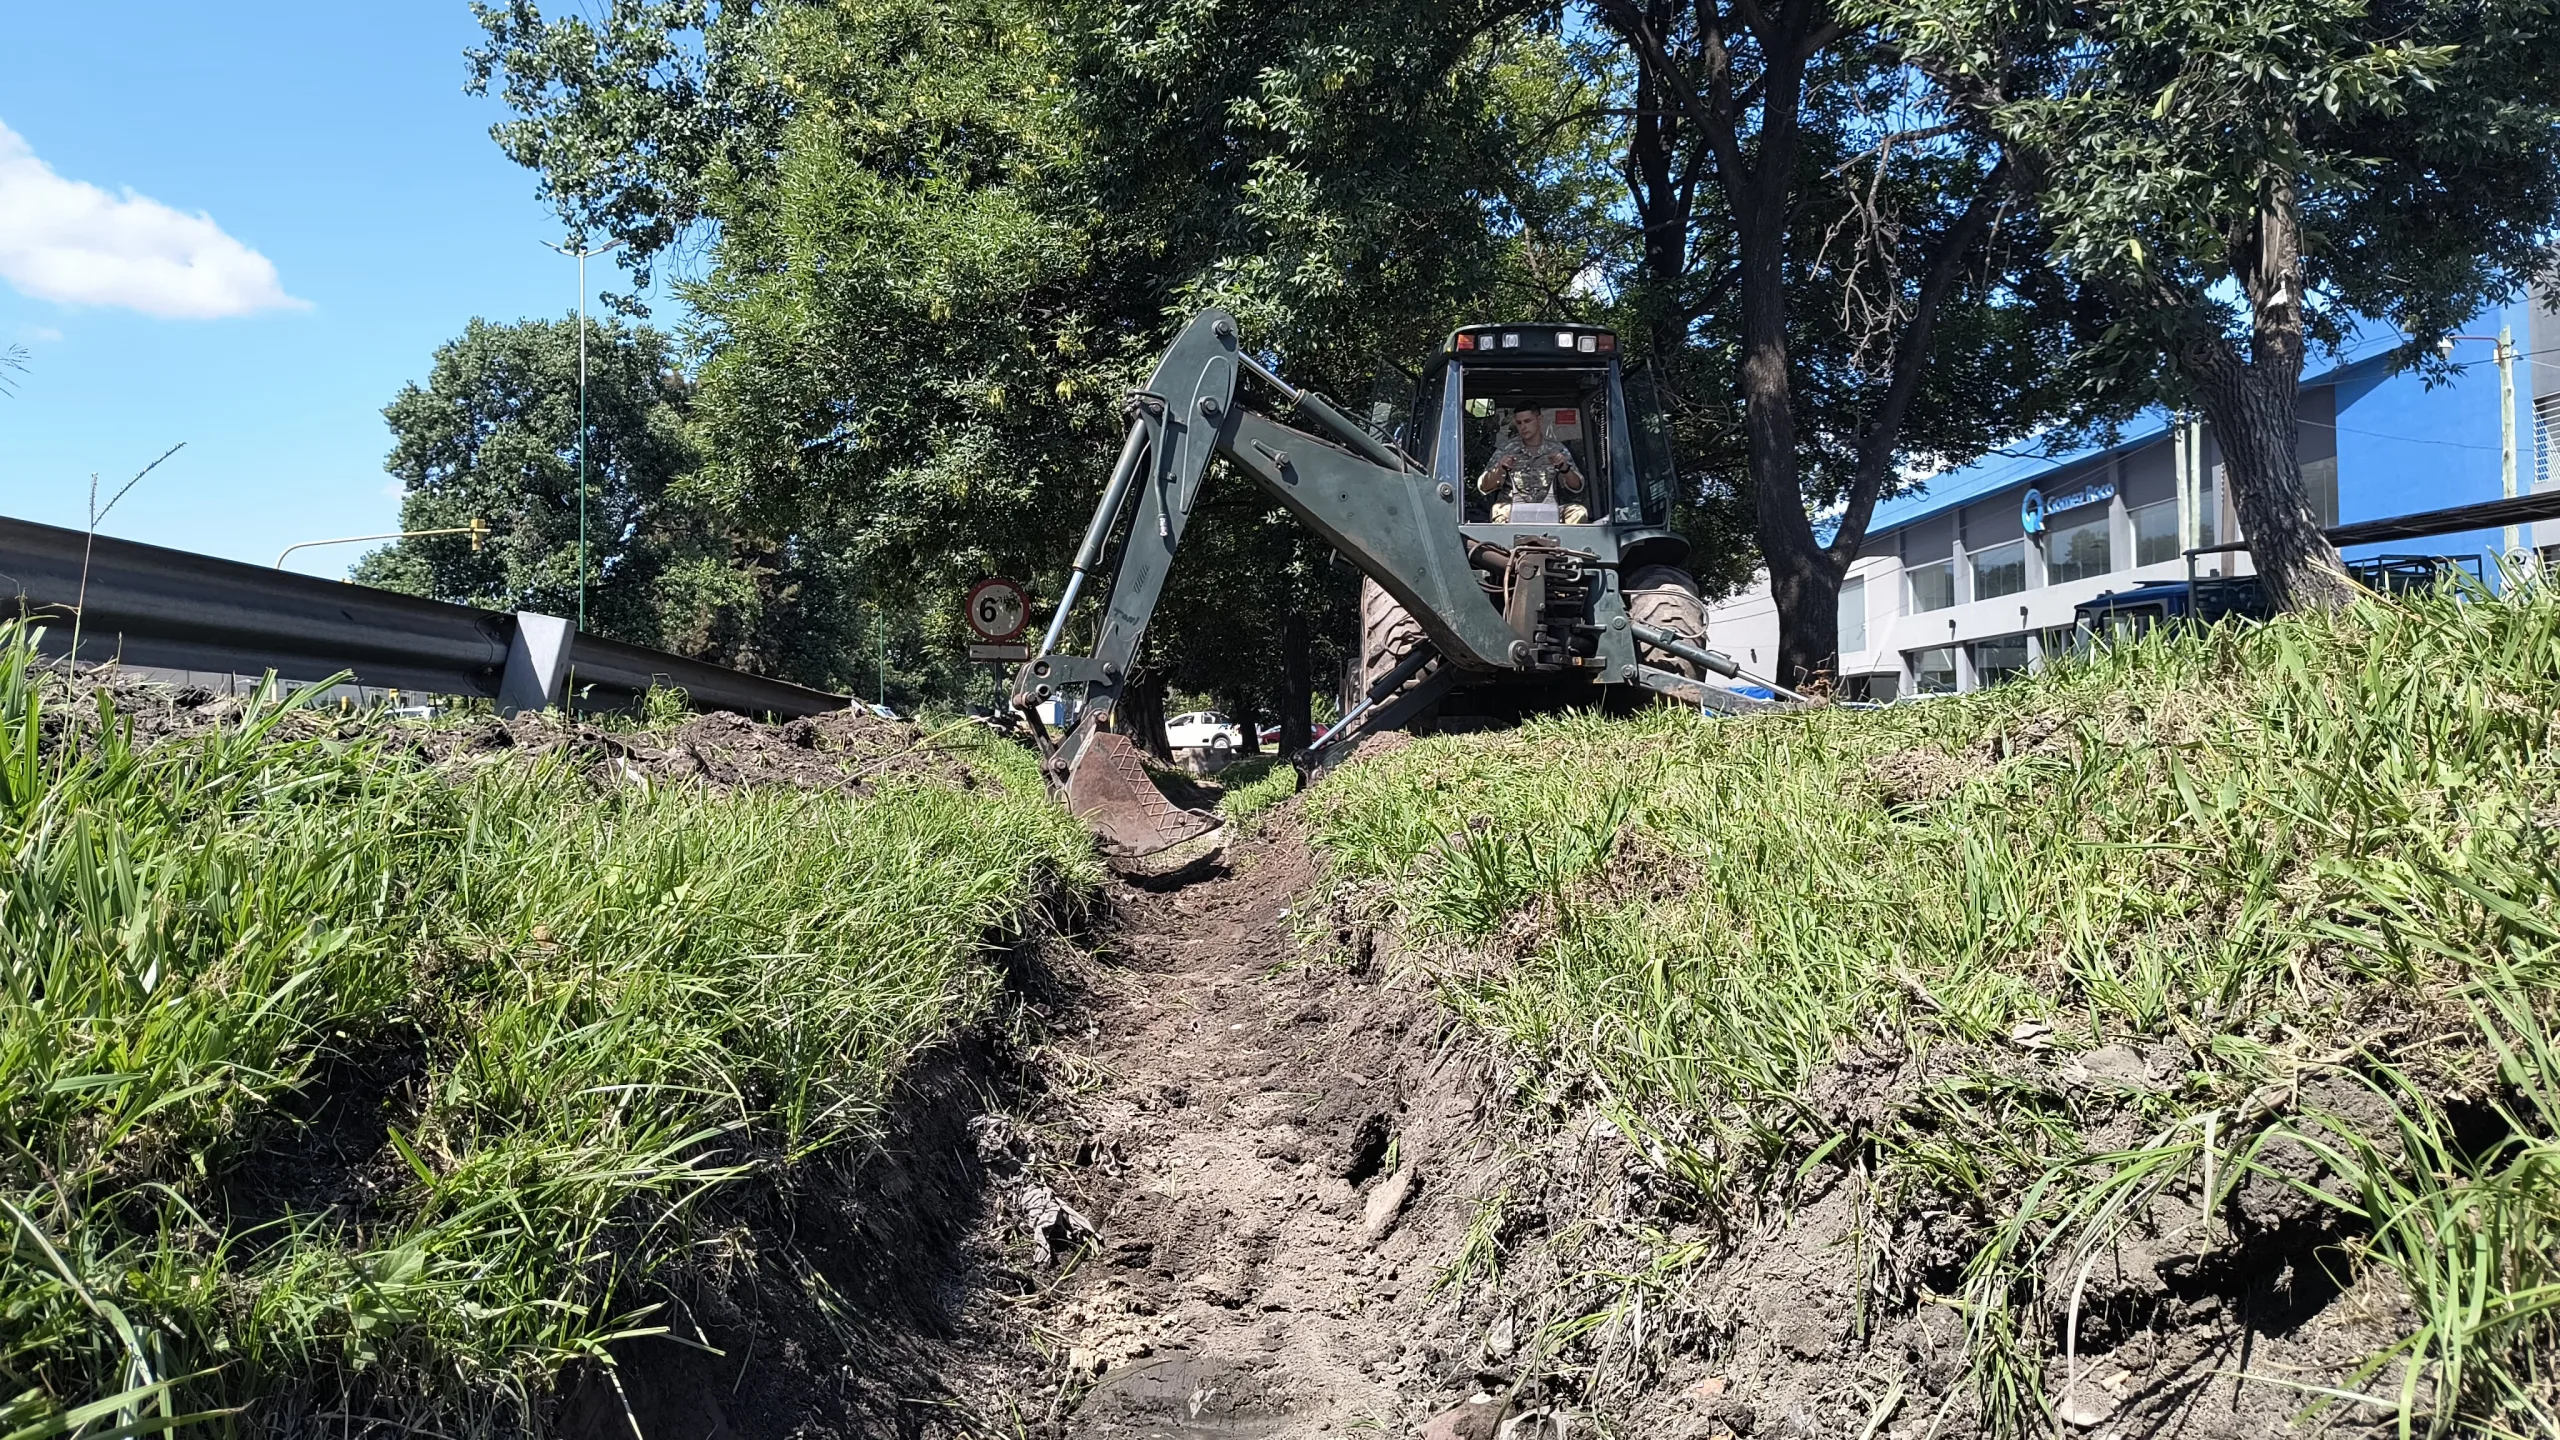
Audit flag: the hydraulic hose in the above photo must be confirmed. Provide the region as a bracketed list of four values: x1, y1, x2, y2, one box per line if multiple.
[1233, 352, 1408, 473]
[1037, 415, 1151, 658]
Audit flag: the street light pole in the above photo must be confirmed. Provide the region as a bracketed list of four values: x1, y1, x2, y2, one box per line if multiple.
[544, 237, 625, 630]
[277, 518, 488, 569]
[2445, 330, 2525, 569]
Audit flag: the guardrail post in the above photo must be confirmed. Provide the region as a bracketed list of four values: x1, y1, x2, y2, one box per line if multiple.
[501, 612, 575, 714]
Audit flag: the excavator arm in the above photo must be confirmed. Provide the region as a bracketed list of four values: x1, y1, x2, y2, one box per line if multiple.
[1012, 308, 1762, 855]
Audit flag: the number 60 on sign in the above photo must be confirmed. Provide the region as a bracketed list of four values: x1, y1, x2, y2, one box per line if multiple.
[964, 577, 1030, 643]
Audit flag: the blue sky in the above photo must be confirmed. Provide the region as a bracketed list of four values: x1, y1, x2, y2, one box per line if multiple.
[0, 4, 662, 578]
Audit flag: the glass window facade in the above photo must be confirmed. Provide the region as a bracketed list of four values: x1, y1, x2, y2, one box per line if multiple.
[1971, 634, 2031, 687]
[1909, 560, 1955, 613]
[1970, 540, 2025, 600]
[1838, 577, 1866, 652]
[1843, 672, 1898, 703]
[2302, 455, 2338, 528]
[1910, 646, 1958, 694]
[2046, 513, 2112, 584]
[2131, 499, 2178, 565]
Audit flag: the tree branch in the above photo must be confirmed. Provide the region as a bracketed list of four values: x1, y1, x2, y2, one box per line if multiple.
[1831, 156, 2013, 561]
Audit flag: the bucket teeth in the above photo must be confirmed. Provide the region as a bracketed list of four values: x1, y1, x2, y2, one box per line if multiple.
[1062, 729, 1220, 857]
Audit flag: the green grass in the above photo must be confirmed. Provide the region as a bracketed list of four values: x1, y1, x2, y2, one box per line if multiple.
[1306, 588, 2560, 1436]
[1213, 756, 1301, 832]
[0, 625, 1094, 1433]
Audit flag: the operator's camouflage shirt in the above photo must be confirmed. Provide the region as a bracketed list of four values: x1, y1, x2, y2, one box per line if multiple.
[1487, 436, 1579, 505]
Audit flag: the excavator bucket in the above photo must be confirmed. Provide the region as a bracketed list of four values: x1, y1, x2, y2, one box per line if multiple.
[1060, 725, 1221, 857]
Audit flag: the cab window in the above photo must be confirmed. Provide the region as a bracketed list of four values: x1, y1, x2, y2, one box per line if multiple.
[1455, 366, 1613, 522]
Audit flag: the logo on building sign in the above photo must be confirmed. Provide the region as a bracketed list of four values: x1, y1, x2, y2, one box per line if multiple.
[2021, 480, 2115, 536]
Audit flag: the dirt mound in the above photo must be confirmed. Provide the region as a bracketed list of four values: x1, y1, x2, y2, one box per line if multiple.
[32, 662, 978, 795]
[414, 705, 979, 794]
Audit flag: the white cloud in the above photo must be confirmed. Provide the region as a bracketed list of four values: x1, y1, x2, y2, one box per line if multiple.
[0, 119, 305, 319]
[17, 324, 60, 344]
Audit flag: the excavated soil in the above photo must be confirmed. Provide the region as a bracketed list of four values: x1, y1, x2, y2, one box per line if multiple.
[38, 665, 975, 793]
[406, 705, 979, 793]
[899, 822, 2406, 1440]
[555, 763, 2410, 1439]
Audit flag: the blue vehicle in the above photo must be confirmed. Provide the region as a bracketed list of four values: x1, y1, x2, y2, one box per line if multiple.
[2075, 553, 2483, 641]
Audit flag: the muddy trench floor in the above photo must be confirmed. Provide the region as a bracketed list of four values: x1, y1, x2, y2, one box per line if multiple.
[929, 823, 1495, 1438]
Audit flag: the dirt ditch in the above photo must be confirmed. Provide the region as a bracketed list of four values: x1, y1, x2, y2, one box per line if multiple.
[895, 814, 2413, 1439]
[939, 823, 1517, 1438]
[567, 786, 2408, 1440]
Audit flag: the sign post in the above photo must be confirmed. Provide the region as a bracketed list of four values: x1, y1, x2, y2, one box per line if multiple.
[964, 577, 1033, 711]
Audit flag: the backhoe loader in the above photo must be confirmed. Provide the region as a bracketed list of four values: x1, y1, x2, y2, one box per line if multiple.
[1012, 309, 1794, 856]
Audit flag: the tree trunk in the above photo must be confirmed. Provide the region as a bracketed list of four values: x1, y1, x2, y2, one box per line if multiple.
[1233, 698, 1262, 756]
[1279, 608, 1312, 754]
[1764, 550, 1842, 691]
[2187, 355, 2357, 610]
[2182, 174, 2358, 612]
[1736, 151, 1841, 688]
[1120, 666, 1174, 764]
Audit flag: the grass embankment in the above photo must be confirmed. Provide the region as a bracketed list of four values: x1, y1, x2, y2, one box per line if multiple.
[0, 628, 1093, 1434]
[1309, 592, 2560, 1435]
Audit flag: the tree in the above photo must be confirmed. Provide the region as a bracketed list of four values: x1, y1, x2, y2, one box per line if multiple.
[1580, 1, 2114, 685]
[356, 317, 697, 638]
[355, 316, 879, 688]
[1898, 0, 2560, 611]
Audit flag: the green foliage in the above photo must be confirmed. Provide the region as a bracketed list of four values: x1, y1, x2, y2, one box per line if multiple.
[354, 316, 886, 690]
[1310, 589, 2560, 1432]
[1894, 0, 2560, 384]
[1213, 756, 1302, 834]
[469, 0, 787, 305]
[0, 624, 1090, 1430]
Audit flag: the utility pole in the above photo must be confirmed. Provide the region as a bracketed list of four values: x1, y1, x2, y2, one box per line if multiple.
[2444, 328, 2524, 574]
[544, 237, 624, 630]
[2501, 325, 2520, 565]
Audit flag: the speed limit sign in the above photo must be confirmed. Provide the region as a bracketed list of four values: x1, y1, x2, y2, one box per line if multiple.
[964, 577, 1030, 643]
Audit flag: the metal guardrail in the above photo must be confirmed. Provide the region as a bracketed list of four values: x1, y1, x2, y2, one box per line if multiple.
[0, 514, 848, 719]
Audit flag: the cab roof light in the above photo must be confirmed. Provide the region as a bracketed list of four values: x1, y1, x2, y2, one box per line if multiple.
[1577, 335, 1596, 353]
[1556, 330, 1574, 347]
[1501, 332, 1520, 348]
[1595, 335, 1616, 352]
[1454, 333, 1476, 350]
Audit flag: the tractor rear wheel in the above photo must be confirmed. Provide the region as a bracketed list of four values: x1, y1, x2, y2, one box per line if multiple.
[1355, 576, 1428, 703]
[1625, 565, 1710, 678]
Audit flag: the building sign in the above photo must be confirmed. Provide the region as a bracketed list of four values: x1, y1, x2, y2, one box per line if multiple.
[2021, 479, 2115, 535]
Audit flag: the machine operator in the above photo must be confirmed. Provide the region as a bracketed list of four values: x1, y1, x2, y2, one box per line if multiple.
[1477, 404, 1588, 523]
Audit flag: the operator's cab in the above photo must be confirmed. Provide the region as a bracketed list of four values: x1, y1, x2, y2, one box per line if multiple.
[1373, 323, 1689, 571]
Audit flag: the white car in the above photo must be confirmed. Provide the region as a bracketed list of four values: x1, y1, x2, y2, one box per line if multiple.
[1165, 710, 1243, 751]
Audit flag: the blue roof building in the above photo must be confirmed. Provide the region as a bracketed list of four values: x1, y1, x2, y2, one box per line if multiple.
[1705, 295, 2560, 698]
